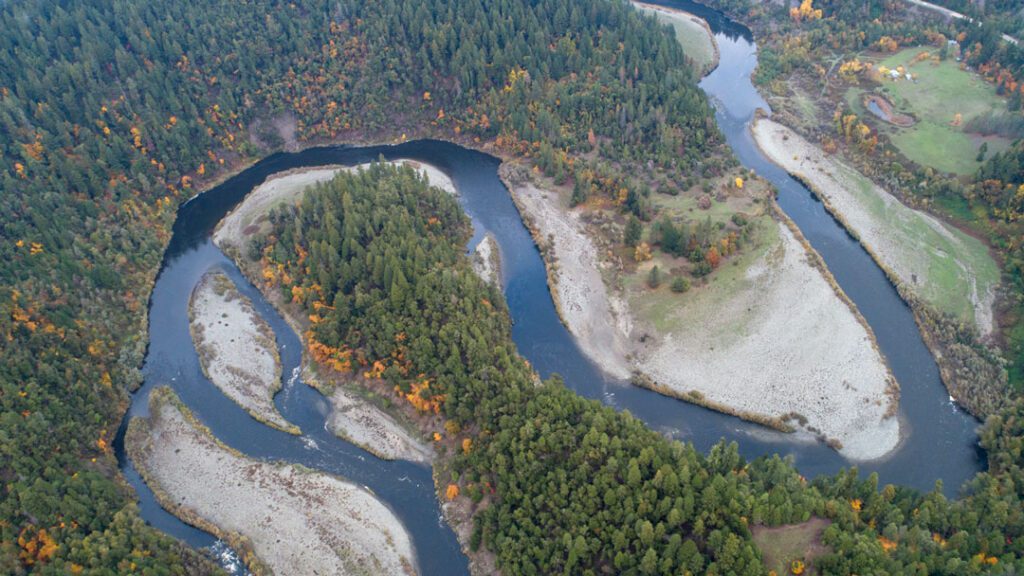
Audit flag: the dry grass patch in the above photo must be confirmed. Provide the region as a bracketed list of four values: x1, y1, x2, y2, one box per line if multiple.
[752, 517, 832, 576]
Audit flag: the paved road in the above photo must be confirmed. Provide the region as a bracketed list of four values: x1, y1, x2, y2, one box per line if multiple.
[904, 0, 1019, 45]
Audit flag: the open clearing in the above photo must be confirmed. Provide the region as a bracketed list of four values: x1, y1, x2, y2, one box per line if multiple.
[631, 216, 900, 460]
[851, 46, 1011, 174]
[753, 118, 1000, 334]
[627, 213, 778, 334]
[127, 387, 417, 576]
[633, 1, 718, 74]
[507, 166, 900, 460]
[189, 271, 297, 434]
[752, 517, 832, 576]
[626, 176, 779, 335]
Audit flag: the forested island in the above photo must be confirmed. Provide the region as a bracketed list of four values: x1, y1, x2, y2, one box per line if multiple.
[2, 0, 1024, 574]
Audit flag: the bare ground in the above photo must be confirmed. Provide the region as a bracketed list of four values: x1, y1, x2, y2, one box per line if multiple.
[127, 387, 418, 576]
[634, 219, 900, 460]
[189, 271, 297, 434]
[505, 168, 901, 460]
[472, 233, 502, 287]
[325, 382, 433, 464]
[505, 175, 634, 380]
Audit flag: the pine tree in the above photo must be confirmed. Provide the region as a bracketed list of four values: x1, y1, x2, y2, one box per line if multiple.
[647, 265, 662, 289]
[624, 216, 642, 247]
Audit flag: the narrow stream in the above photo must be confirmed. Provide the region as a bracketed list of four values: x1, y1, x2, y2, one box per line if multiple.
[115, 1, 983, 572]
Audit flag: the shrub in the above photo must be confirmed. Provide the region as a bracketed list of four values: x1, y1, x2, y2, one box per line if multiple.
[671, 276, 690, 293]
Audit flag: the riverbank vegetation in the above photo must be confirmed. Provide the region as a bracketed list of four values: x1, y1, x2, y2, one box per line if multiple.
[256, 160, 1024, 574]
[696, 0, 1024, 413]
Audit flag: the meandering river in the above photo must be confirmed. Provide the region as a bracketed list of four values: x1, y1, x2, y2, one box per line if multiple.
[114, 1, 983, 573]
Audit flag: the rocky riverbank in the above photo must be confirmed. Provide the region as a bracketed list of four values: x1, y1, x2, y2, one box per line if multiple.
[127, 387, 418, 576]
[502, 163, 902, 460]
[189, 271, 297, 434]
[212, 161, 454, 461]
[751, 117, 998, 336]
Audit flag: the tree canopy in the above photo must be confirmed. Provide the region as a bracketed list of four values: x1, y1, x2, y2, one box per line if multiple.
[261, 162, 1024, 575]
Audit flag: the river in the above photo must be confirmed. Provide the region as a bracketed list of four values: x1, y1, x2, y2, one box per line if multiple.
[114, 1, 983, 573]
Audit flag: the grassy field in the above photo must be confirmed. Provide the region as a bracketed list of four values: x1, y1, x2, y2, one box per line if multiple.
[633, 2, 716, 74]
[887, 120, 1009, 175]
[625, 190, 779, 335]
[835, 160, 1000, 322]
[785, 79, 823, 130]
[752, 518, 831, 576]
[850, 46, 1011, 174]
[627, 217, 779, 334]
[651, 187, 751, 223]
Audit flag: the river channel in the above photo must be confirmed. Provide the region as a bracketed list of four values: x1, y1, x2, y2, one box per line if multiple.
[114, 2, 983, 572]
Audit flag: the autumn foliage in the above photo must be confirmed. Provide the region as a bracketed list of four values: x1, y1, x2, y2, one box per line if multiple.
[634, 242, 653, 262]
[446, 484, 460, 501]
[306, 333, 353, 373]
[397, 379, 445, 414]
[789, 0, 822, 22]
[17, 527, 58, 567]
[706, 246, 721, 269]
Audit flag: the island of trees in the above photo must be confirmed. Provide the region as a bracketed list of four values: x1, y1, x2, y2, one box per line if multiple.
[252, 161, 1024, 574]
[0, 0, 714, 569]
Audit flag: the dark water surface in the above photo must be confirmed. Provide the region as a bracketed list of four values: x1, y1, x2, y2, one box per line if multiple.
[115, 1, 982, 572]
[866, 97, 889, 120]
